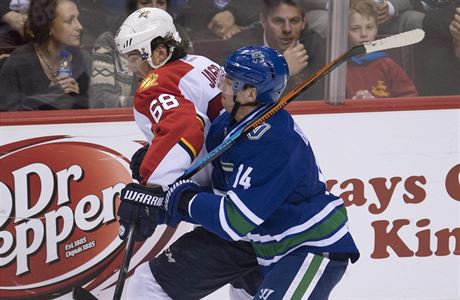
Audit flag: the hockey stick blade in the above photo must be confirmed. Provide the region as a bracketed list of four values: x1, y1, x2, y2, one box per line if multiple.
[73, 286, 98, 300]
[363, 29, 425, 54]
[181, 29, 425, 179]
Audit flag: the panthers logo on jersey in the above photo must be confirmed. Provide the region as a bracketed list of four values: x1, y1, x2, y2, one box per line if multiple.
[139, 73, 159, 92]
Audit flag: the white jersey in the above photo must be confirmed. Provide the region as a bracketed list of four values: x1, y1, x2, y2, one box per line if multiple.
[133, 54, 222, 189]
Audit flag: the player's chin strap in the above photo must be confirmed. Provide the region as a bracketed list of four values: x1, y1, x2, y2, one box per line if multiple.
[230, 95, 260, 119]
[230, 95, 241, 118]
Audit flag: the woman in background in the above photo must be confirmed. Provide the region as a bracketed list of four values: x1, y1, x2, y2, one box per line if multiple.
[0, 0, 89, 111]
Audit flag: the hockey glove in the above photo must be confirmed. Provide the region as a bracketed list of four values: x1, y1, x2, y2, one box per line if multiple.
[118, 183, 166, 241]
[130, 143, 149, 182]
[165, 180, 203, 228]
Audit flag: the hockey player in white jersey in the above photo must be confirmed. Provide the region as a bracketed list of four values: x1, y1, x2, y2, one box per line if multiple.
[162, 46, 361, 299]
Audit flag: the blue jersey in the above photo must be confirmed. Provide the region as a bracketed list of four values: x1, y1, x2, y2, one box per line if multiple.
[188, 107, 359, 273]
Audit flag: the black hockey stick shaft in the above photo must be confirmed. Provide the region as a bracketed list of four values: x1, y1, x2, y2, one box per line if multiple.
[113, 223, 137, 300]
[72, 226, 137, 300]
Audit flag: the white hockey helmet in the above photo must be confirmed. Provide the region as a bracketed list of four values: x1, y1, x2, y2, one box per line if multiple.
[114, 8, 181, 69]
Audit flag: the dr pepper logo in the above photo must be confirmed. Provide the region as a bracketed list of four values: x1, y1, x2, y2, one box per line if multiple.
[0, 135, 174, 299]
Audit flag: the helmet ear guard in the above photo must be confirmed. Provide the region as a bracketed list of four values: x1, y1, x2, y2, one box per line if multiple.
[114, 8, 181, 69]
[223, 46, 289, 104]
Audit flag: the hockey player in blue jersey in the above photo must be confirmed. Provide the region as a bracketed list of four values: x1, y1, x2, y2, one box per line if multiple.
[163, 46, 360, 299]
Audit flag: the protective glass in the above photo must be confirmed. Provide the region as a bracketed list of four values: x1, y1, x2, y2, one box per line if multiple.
[216, 67, 243, 95]
[216, 66, 227, 89]
[116, 52, 144, 76]
[115, 53, 133, 76]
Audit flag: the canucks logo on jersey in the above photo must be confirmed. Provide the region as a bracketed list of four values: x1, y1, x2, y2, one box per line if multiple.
[247, 123, 271, 140]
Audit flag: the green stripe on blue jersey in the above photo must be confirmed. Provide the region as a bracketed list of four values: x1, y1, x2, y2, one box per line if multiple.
[225, 199, 255, 235]
[252, 207, 348, 258]
[291, 254, 324, 299]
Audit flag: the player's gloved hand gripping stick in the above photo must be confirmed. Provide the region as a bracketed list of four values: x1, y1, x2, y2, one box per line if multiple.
[73, 29, 425, 300]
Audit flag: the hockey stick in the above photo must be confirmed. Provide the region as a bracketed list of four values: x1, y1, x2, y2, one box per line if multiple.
[71, 28, 424, 300]
[72, 224, 137, 300]
[72, 223, 136, 300]
[112, 223, 137, 300]
[180, 29, 425, 179]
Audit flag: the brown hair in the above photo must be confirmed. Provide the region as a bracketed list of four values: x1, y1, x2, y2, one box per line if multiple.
[150, 33, 189, 62]
[349, 0, 378, 21]
[27, 0, 78, 44]
[262, 0, 305, 18]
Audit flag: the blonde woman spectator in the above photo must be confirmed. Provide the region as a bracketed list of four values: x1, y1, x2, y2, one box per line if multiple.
[0, 0, 90, 111]
[347, 0, 418, 99]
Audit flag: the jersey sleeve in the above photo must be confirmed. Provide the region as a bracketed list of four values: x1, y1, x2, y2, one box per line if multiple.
[135, 71, 206, 189]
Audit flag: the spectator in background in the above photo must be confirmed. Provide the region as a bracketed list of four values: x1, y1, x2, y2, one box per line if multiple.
[173, 0, 260, 40]
[0, 1, 29, 69]
[219, 0, 327, 101]
[376, 0, 425, 34]
[195, 0, 331, 41]
[0, 0, 90, 111]
[206, 0, 260, 40]
[89, 0, 193, 108]
[451, 6, 460, 59]
[413, 0, 460, 95]
[0, 1, 28, 37]
[299, 0, 330, 38]
[77, 0, 124, 46]
[346, 0, 418, 99]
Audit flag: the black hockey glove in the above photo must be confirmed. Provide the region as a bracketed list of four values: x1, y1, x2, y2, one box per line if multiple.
[165, 180, 204, 228]
[117, 183, 166, 241]
[130, 144, 149, 182]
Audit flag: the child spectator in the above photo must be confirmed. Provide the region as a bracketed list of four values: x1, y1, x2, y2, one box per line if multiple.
[346, 0, 418, 99]
[0, 0, 90, 111]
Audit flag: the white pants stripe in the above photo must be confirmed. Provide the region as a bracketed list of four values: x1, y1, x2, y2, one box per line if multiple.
[283, 253, 330, 299]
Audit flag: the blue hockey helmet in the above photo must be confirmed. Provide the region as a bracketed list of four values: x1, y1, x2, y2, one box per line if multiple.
[222, 46, 289, 104]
